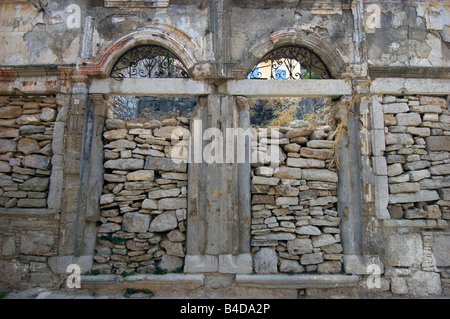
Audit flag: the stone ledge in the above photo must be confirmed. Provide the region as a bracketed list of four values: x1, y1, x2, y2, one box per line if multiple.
[383, 219, 448, 229]
[235, 274, 359, 289]
[80, 274, 204, 290]
[0, 208, 56, 218]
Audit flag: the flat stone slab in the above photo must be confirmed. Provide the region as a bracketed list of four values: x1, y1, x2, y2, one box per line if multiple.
[235, 274, 358, 289]
[80, 274, 204, 290]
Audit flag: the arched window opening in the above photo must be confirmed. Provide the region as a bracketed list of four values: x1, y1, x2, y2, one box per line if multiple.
[248, 46, 332, 80]
[110, 45, 189, 80]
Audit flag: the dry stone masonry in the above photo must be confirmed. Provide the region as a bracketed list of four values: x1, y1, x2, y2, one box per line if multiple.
[371, 94, 450, 296]
[0, 96, 61, 209]
[251, 124, 342, 274]
[94, 113, 189, 275]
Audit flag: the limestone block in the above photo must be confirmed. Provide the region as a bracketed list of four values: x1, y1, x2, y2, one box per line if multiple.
[383, 103, 409, 114]
[104, 139, 136, 149]
[300, 147, 333, 160]
[395, 113, 422, 126]
[425, 136, 450, 151]
[149, 211, 178, 232]
[310, 196, 337, 206]
[104, 158, 144, 170]
[40, 108, 57, 122]
[159, 254, 184, 273]
[306, 140, 334, 149]
[302, 169, 338, 182]
[284, 143, 301, 153]
[16, 114, 41, 125]
[0, 139, 17, 153]
[386, 233, 423, 267]
[312, 234, 338, 248]
[148, 188, 181, 199]
[409, 169, 431, 182]
[17, 138, 40, 155]
[385, 133, 414, 146]
[144, 156, 187, 172]
[372, 156, 387, 175]
[275, 196, 299, 206]
[389, 182, 421, 194]
[429, 163, 450, 175]
[406, 127, 430, 137]
[433, 235, 450, 267]
[391, 277, 408, 295]
[389, 190, 439, 204]
[279, 259, 304, 273]
[126, 170, 154, 181]
[103, 129, 128, 141]
[20, 231, 54, 255]
[0, 161, 11, 172]
[300, 253, 323, 265]
[285, 128, 315, 139]
[19, 177, 49, 191]
[370, 97, 385, 130]
[410, 105, 443, 114]
[296, 225, 321, 235]
[22, 154, 51, 170]
[254, 248, 278, 274]
[287, 238, 313, 255]
[161, 240, 185, 257]
[371, 130, 385, 156]
[142, 198, 158, 209]
[0, 128, 19, 138]
[0, 106, 22, 118]
[252, 176, 280, 185]
[122, 212, 150, 233]
[410, 271, 442, 296]
[286, 157, 325, 168]
[387, 163, 403, 177]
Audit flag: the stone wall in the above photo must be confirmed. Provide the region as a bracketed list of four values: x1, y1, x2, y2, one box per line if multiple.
[0, 94, 67, 289]
[93, 116, 189, 275]
[0, 96, 59, 208]
[375, 95, 450, 296]
[250, 124, 342, 274]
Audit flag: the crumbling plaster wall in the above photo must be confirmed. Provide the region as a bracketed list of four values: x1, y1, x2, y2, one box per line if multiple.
[366, 3, 449, 67]
[1, 1, 448, 70]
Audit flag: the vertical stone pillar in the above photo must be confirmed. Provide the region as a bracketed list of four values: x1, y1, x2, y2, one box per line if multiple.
[49, 79, 107, 274]
[185, 95, 252, 274]
[338, 91, 384, 275]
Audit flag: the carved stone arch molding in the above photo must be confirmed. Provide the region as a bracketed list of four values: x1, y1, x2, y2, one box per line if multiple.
[78, 26, 201, 78]
[243, 28, 347, 79]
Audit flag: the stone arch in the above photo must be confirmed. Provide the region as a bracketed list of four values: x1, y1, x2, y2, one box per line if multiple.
[78, 26, 201, 78]
[242, 28, 347, 79]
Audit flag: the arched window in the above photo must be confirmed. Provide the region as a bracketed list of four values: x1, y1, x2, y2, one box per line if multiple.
[110, 45, 189, 80]
[248, 46, 331, 80]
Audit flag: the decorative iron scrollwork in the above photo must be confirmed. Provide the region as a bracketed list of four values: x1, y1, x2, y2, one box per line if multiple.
[249, 46, 331, 80]
[110, 45, 189, 80]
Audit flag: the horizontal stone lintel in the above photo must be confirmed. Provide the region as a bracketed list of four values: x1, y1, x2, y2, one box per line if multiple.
[80, 274, 204, 290]
[370, 78, 450, 95]
[89, 78, 211, 96]
[383, 219, 448, 229]
[235, 274, 359, 289]
[221, 79, 352, 97]
[0, 208, 56, 218]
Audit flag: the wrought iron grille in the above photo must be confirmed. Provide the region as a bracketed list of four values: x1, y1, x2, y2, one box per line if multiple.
[248, 46, 331, 80]
[110, 45, 189, 80]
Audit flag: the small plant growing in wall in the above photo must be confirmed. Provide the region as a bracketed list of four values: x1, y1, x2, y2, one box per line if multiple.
[153, 264, 168, 275]
[99, 234, 126, 245]
[124, 288, 154, 298]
